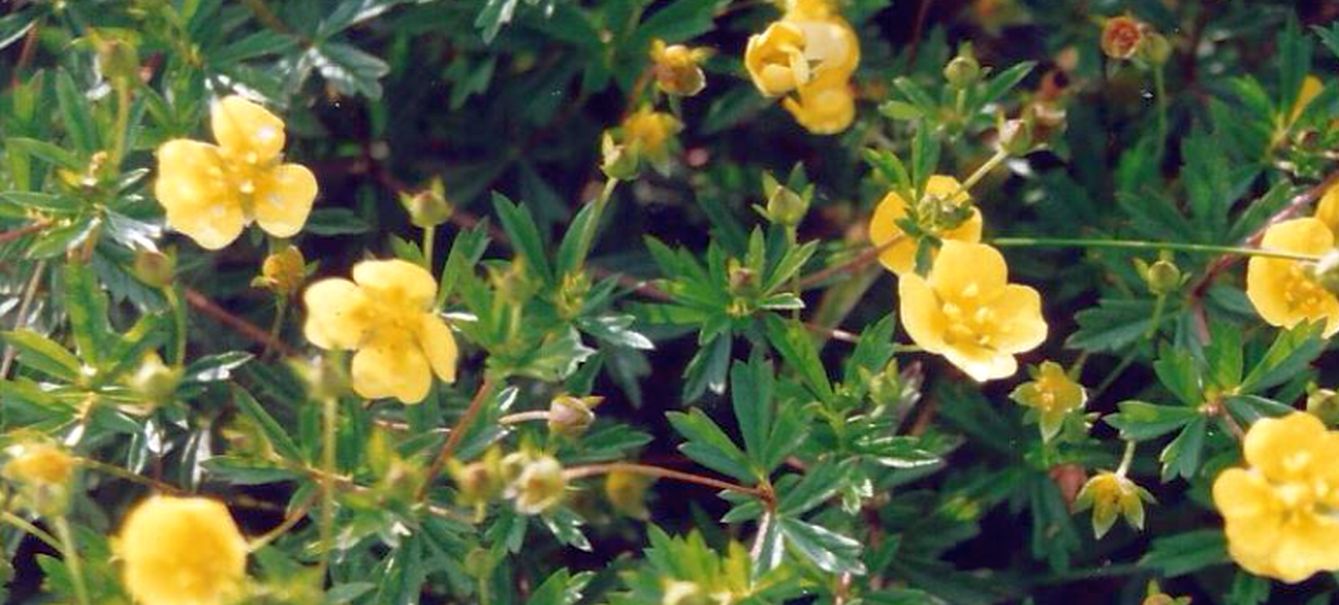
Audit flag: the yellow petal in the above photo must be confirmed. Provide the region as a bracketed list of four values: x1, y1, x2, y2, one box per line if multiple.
[118, 496, 248, 605]
[792, 18, 859, 79]
[254, 163, 318, 238]
[928, 240, 1009, 295]
[984, 284, 1048, 353]
[302, 278, 371, 350]
[352, 259, 438, 310]
[1259, 217, 1334, 254]
[1270, 514, 1339, 583]
[211, 95, 285, 162]
[154, 140, 247, 250]
[351, 329, 432, 403]
[897, 273, 947, 354]
[1316, 182, 1339, 238]
[1245, 256, 1296, 328]
[941, 345, 1018, 382]
[745, 22, 807, 97]
[782, 81, 855, 135]
[869, 191, 917, 274]
[1242, 412, 1327, 481]
[1212, 468, 1278, 520]
[417, 313, 459, 384]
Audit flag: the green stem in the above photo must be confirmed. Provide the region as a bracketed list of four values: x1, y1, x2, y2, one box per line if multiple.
[956, 148, 1009, 198]
[991, 237, 1322, 262]
[163, 286, 187, 365]
[263, 298, 287, 360]
[0, 511, 62, 553]
[319, 396, 337, 580]
[1093, 348, 1139, 399]
[109, 84, 132, 171]
[53, 516, 91, 605]
[1145, 294, 1167, 340]
[1152, 65, 1169, 161]
[422, 224, 436, 272]
[1116, 440, 1137, 477]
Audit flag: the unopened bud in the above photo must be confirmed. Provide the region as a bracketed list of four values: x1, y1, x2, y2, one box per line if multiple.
[944, 55, 981, 89]
[727, 259, 757, 293]
[1139, 32, 1171, 65]
[548, 395, 601, 438]
[763, 173, 809, 228]
[1312, 249, 1339, 295]
[1101, 16, 1145, 61]
[447, 447, 505, 517]
[127, 352, 181, 406]
[400, 178, 453, 228]
[133, 250, 175, 288]
[997, 118, 1033, 155]
[1307, 387, 1339, 427]
[91, 31, 140, 86]
[1142, 581, 1191, 605]
[605, 469, 654, 519]
[253, 246, 306, 298]
[1134, 256, 1182, 296]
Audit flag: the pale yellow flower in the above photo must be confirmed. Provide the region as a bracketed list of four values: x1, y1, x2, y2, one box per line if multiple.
[504, 453, 566, 515]
[1213, 412, 1339, 583]
[621, 106, 683, 168]
[868, 175, 982, 275]
[1245, 218, 1339, 337]
[1074, 471, 1153, 538]
[303, 259, 458, 404]
[650, 39, 710, 96]
[1010, 361, 1087, 441]
[782, 80, 856, 134]
[117, 496, 248, 605]
[154, 96, 317, 249]
[898, 241, 1047, 381]
[744, 12, 858, 98]
[3, 443, 74, 487]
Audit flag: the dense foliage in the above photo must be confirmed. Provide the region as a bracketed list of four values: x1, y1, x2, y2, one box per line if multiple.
[3, 0, 1339, 603]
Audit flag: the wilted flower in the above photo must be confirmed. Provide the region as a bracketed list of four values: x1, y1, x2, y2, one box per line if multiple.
[650, 39, 710, 96]
[869, 174, 981, 275]
[898, 241, 1047, 381]
[253, 245, 306, 298]
[1101, 16, 1145, 60]
[548, 395, 602, 437]
[1245, 218, 1339, 337]
[303, 259, 458, 404]
[1212, 412, 1339, 582]
[116, 496, 248, 605]
[504, 453, 567, 515]
[154, 96, 317, 249]
[1074, 471, 1153, 538]
[1010, 361, 1087, 441]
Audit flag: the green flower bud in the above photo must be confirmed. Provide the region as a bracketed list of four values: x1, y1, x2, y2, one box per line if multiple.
[997, 117, 1033, 156]
[447, 447, 506, 518]
[252, 246, 306, 298]
[91, 30, 140, 86]
[400, 178, 453, 228]
[126, 352, 182, 407]
[601, 132, 641, 180]
[1135, 256, 1182, 296]
[548, 394, 601, 438]
[133, 250, 175, 288]
[944, 55, 981, 89]
[1073, 471, 1155, 539]
[1139, 32, 1172, 65]
[1307, 386, 1339, 427]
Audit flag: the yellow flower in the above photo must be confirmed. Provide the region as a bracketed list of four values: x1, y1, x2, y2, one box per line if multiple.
[868, 175, 982, 275]
[1212, 412, 1339, 583]
[650, 39, 710, 97]
[744, 12, 859, 98]
[3, 443, 75, 487]
[1245, 218, 1339, 337]
[1010, 361, 1087, 441]
[1074, 471, 1153, 538]
[898, 241, 1047, 381]
[782, 81, 856, 134]
[302, 259, 459, 404]
[504, 453, 566, 515]
[1315, 181, 1339, 238]
[117, 496, 248, 605]
[154, 96, 317, 250]
[620, 107, 682, 169]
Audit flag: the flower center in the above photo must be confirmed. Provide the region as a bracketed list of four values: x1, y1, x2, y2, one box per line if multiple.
[939, 283, 1005, 349]
[1282, 264, 1330, 314]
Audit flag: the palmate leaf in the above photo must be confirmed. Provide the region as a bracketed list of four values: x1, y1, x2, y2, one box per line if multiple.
[667, 408, 755, 483]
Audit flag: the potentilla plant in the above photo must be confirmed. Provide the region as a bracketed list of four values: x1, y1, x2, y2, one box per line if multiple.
[2, 1, 1339, 604]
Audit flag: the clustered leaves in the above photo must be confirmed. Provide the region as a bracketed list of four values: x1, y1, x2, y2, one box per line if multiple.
[3, 1, 1339, 604]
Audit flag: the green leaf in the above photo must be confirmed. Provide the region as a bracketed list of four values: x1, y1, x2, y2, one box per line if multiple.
[779, 517, 866, 575]
[762, 240, 817, 294]
[305, 208, 371, 235]
[202, 456, 302, 485]
[1153, 348, 1202, 406]
[1067, 299, 1159, 352]
[667, 408, 756, 483]
[682, 333, 731, 401]
[312, 42, 391, 99]
[633, 0, 720, 45]
[438, 223, 490, 306]
[1104, 401, 1199, 441]
[1202, 321, 1243, 388]
[763, 316, 833, 402]
[2, 329, 81, 381]
[185, 352, 254, 384]
[1141, 529, 1229, 577]
[976, 61, 1036, 106]
[576, 315, 654, 350]
[909, 121, 940, 197]
[5, 137, 83, 169]
[1159, 416, 1207, 481]
[230, 386, 303, 461]
[730, 356, 774, 468]
[777, 461, 845, 516]
[0, 191, 80, 213]
[63, 262, 113, 367]
[492, 192, 554, 286]
[1276, 16, 1311, 116]
[211, 30, 299, 66]
[555, 201, 601, 278]
[1239, 322, 1325, 394]
[475, 0, 523, 43]
[55, 69, 98, 154]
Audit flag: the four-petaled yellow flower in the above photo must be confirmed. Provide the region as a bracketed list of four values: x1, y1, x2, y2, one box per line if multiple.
[1010, 361, 1087, 441]
[154, 96, 318, 250]
[1245, 218, 1339, 337]
[116, 496, 248, 605]
[303, 259, 459, 404]
[899, 241, 1047, 382]
[868, 174, 982, 275]
[1074, 471, 1154, 539]
[1213, 412, 1339, 583]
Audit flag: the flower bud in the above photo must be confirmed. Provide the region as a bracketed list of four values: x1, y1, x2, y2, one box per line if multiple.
[548, 394, 601, 438]
[253, 246, 306, 298]
[1134, 256, 1182, 296]
[133, 250, 175, 288]
[601, 132, 641, 180]
[726, 258, 757, 294]
[1073, 471, 1155, 539]
[504, 453, 566, 515]
[554, 271, 591, 321]
[127, 352, 182, 406]
[1101, 16, 1145, 61]
[400, 178, 453, 228]
[1307, 386, 1339, 427]
[605, 469, 654, 519]
[650, 39, 709, 97]
[1142, 581, 1191, 605]
[447, 447, 505, 518]
[944, 55, 981, 89]
[1311, 249, 1339, 296]
[761, 172, 810, 228]
[1139, 31, 1171, 65]
[997, 117, 1033, 156]
[91, 31, 140, 86]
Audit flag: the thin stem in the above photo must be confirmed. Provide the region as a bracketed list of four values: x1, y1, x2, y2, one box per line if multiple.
[1145, 294, 1167, 340]
[53, 516, 91, 605]
[184, 288, 297, 357]
[957, 148, 1009, 197]
[418, 377, 498, 501]
[1, 260, 47, 381]
[1116, 441, 1137, 477]
[318, 396, 337, 580]
[422, 225, 436, 273]
[163, 286, 188, 365]
[249, 491, 318, 552]
[1152, 66, 1169, 162]
[0, 220, 51, 245]
[78, 457, 182, 494]
[0, 511, 62, 553]
[498, 410, 549, 425]
[991, 237, 1322, 262]
[262, 298, 287, 360]
[562, 462, 769, 500]
[796, 236, 899, 290]
[1093, 348, 1139, 399]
